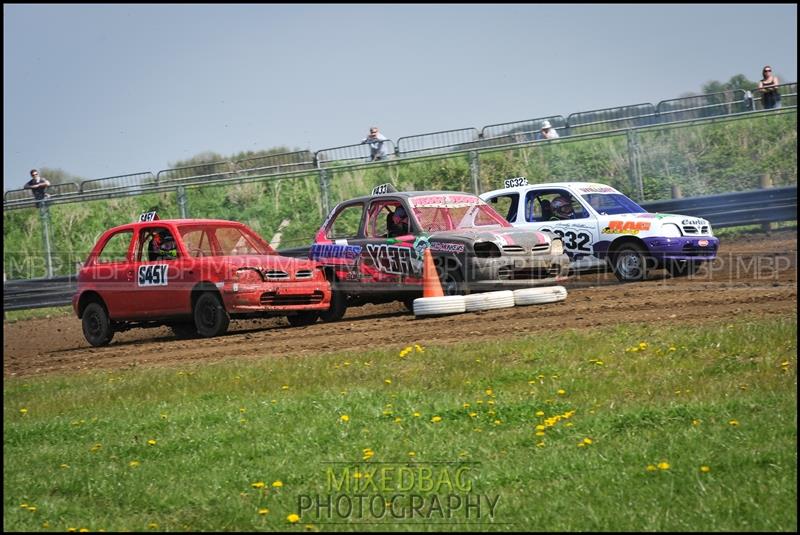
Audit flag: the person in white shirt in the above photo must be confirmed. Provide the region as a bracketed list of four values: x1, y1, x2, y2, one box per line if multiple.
[540, 120, 560, 140]
[362, 127, 389, 161]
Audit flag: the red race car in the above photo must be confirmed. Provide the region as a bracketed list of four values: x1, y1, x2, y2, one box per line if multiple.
[73, 213, 331, 346]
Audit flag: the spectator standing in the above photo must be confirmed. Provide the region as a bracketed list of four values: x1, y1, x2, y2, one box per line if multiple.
[757, 66, 781, 109]
[24, 169, 51, 202]
[540, 120, 560, 140]
[362, 127, 389, 161]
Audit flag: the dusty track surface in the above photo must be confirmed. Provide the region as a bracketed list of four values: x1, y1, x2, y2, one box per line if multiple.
[5, 230, 797, 378]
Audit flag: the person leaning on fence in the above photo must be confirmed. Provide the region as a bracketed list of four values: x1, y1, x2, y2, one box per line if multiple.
[361, 127, 389, 161]
[24, 169, 51, 202]
[540, 120, 560, 140]
[757, 66, 781, 109]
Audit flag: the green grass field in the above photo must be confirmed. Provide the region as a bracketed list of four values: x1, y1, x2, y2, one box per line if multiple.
[4, 316, 797, 532]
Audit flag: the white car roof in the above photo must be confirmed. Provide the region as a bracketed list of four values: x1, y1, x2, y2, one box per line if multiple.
[481, 181, 622, 198]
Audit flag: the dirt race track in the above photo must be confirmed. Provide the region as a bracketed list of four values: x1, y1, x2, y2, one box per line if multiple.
[4, 229, 797, 379]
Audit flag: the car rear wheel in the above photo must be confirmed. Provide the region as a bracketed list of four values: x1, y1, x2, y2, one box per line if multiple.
[193, 292, 230, 338]
[82, 302, 114, 347]
[611, 244, 648, 282]
[287, 311, 319, 327]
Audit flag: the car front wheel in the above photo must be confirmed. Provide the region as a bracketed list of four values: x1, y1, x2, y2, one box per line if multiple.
[82, 302, 114, 347]
[612, 244, 648, 282]
[194, 292, 230, 338]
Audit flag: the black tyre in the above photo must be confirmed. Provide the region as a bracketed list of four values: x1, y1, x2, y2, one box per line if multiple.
[287, 311, 320, 327]
[169, 322, 197, 339]
[437, 263, 466, 296]
[193, 292, 230, 338]
[665, 259, 703, 278]
[401, 296, 416, 311]
[611, 244, 648, 282]
[82, 302, 114, 347]
[320, 286, 347, 323]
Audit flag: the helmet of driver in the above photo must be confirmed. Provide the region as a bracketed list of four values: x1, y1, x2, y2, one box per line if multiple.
[550, 196, 574, 219]
[158, 232, 177, 258]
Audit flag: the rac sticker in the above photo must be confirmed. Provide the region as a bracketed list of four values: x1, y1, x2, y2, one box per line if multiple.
[602, 220, 651, 235]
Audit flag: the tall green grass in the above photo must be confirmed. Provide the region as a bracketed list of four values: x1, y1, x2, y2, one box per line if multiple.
[4, 316, 796, 531]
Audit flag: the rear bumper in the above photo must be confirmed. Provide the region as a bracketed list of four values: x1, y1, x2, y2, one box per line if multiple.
[221, 281, 331, 313]
[642, 237, 719, 261]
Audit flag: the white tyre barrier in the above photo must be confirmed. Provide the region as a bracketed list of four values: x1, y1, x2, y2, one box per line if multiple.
[413, 295, 466, 316]
[465, 290, 515, 312]
[513, 286, 568, 306]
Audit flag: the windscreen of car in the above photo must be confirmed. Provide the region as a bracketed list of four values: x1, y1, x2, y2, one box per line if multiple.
[582, 193, 648, 215]
[409, 194, 511, 232]
[180, 225, 274, 256]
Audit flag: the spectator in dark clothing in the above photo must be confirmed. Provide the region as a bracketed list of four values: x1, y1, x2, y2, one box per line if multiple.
[24, 169, 50, 201]
[757, 65, 782, 109]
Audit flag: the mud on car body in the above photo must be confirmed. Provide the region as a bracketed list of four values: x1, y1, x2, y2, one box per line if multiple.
[308, 184, 570, 320]
[481, 178, 720, 282]
[73, 214, 331, 346]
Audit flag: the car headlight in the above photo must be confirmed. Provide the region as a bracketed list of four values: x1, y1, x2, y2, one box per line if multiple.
[474, 242, 501, 258]
[661, 223, 682, 237]
[550, 238, 564, 256]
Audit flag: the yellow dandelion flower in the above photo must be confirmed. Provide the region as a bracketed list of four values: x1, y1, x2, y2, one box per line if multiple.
[340, 415, 350, 423]
[28, 506, 37, 512]
[728, 419, 739, 426]
[536, 441, 545, 448]
[68, 528, 78, 532]
[60, 463, 70, 469]
[463, 403, 471, 409]
[272, 480, 283, 488]
[147, 523, 159, 529]
[494, 420, 502, 425]
[258, 508, 270, 515]
[394, 417, 402, 423]
[20, 503, 29, 509]
[414, 344, 424, 352]
[239, 408, 246, 413]
[353, 471, 362, 479]
[595, 360, 604, 366]
[565, 422, 574, 427]
[639, 342, 648, 350]
[251, 481, 266, 489]
[699, 465, 711, 473]
[557, 389, 566, 395]
[384, 379, 392, 385]
[129, 460, 140, 468]
[646, 465, 658, 472]
[577, 442, 586, 447]
[19, 408, 28, 414]
[147, 439, 157, 446]
[408, 451, 416, 457]
[281, 385, 289, 390]
[90, 444, 102, 452]
[535, 424, 545, 431]
[42, 522, 50, 528]
[160, 414, 168, 419]
[535, 431, 545, 436]
[657, 461, 670, 470]
[468, 412, 477, 418]
[287, 514, 300, 523]
[431, 416, 442, 423]
[78, 529, 88, 532]
[692, 419, 701, 426]
[412, 411, 421, 418]
[535, 410, 545, 417]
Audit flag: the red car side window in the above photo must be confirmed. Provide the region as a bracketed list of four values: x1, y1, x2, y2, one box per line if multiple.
[96, 230, 133, 264]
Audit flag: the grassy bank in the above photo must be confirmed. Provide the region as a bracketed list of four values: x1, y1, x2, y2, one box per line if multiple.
[4, 316, 797, 531]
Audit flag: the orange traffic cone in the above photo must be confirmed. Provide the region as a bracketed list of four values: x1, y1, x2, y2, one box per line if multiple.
[422, 248, 444, 298]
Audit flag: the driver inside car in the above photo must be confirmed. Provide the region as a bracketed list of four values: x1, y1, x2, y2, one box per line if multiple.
[386, 205, 410, 237]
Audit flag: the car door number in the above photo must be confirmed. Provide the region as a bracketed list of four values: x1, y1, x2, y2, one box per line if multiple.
[138, 264, 169, 286]
[541, 228, 592, 253]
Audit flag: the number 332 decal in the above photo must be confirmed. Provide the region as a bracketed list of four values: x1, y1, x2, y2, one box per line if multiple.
[541, 228, 592, 253]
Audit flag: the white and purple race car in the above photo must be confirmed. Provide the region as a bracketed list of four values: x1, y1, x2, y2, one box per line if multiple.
[480, 179, 720, 282]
